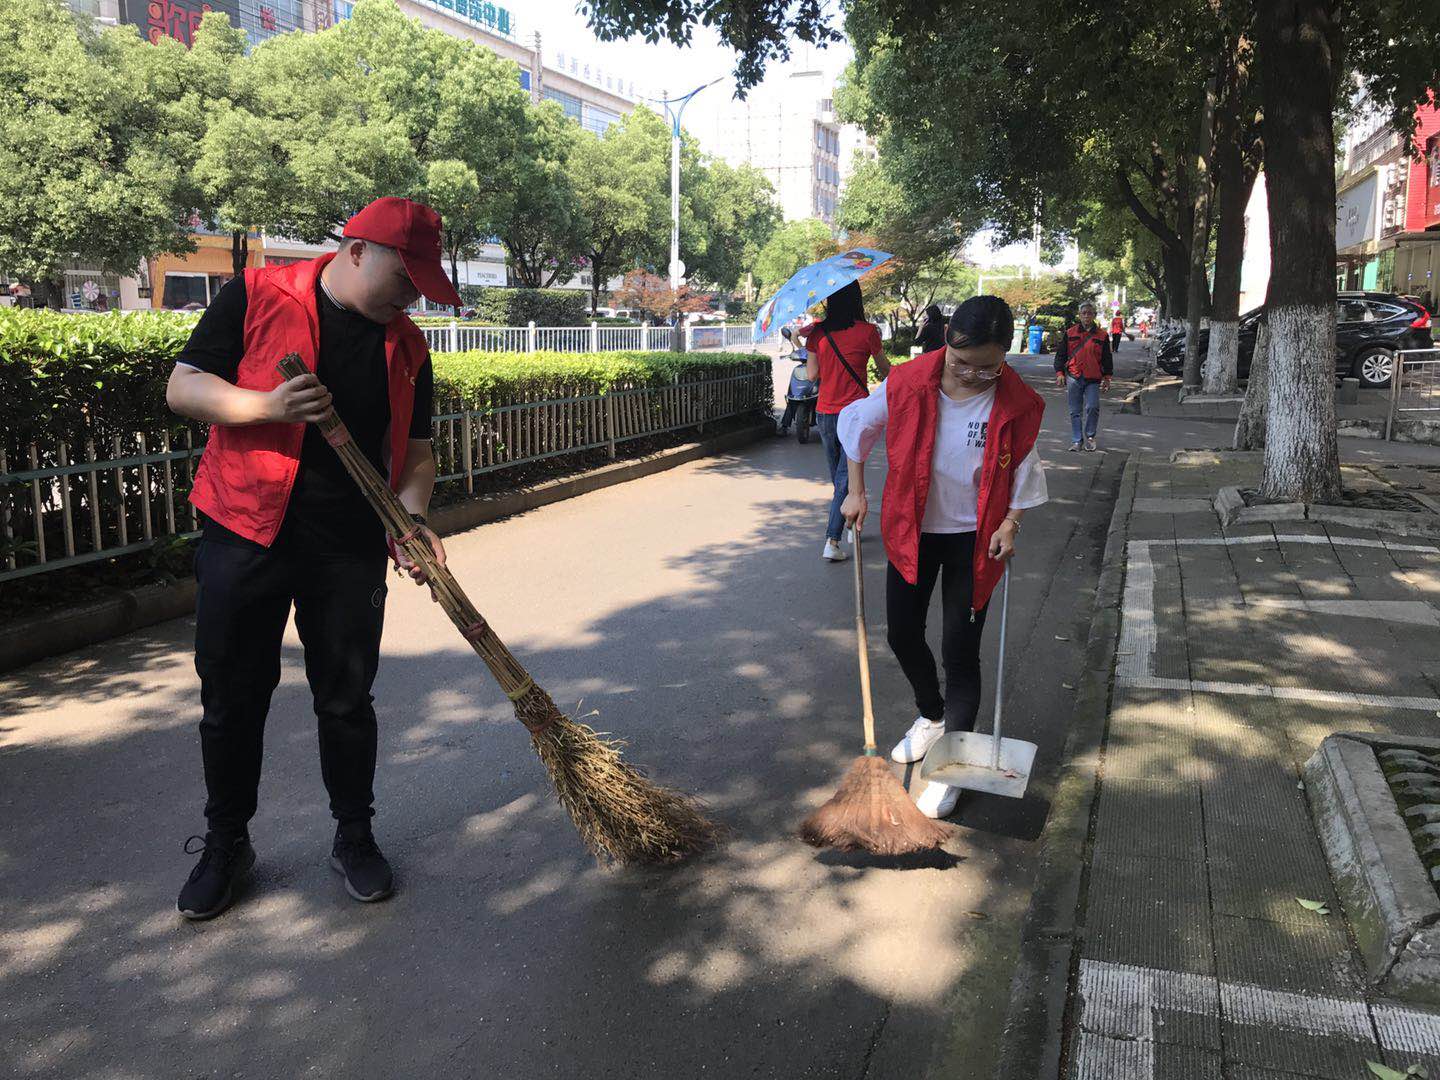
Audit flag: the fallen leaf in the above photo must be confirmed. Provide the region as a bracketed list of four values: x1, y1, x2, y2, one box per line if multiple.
[1055, 635, 1070, 641]
[1296, 897, 1331, 915]
[1255, 557, 1264, 563]
[963, 911, 989, 920]
[1366, 1062, 1426, 1080]
[1063, 682, 1077, 690]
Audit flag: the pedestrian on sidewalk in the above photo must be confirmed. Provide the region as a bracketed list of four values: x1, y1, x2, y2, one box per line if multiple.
[915, 304, 946, 353]
[1054, 301, 1113, 452]
[1109, 310, 1125, 353]
[836, 296, 1048, 819]
[796, 281, 889, 562]
[164, 197, 461, 920]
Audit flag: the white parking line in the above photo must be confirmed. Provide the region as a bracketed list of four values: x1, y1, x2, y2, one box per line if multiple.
[1075, 958, 1440, 1075]
[1115, 534, 1440, 711]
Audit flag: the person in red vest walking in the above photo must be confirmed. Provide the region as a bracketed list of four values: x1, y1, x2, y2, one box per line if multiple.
[836, 296, 1048, 819]
[1054, 301, 1113, 452]
[795, 281, 889, 562]
[164, 197, 460, 919]
[1109, 309, 1126, 352]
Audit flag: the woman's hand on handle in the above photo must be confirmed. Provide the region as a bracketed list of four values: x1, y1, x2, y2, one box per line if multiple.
[841, 491, 868, 531]
[391, 525, 447, 600]
[989, 518, 1019, 562]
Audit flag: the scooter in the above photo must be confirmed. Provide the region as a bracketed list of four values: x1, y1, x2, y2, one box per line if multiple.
[777, 327, 820, 444]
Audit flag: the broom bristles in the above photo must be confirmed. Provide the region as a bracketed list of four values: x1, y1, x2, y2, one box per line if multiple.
[518, 685, 720, 864]
[799, 755, 952, 855]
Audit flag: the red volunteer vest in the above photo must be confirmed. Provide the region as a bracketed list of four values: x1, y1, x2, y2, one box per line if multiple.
[188, 253, 430, 547]
[880, 349, 1045, 611]
[1065, 323, 1107, 379]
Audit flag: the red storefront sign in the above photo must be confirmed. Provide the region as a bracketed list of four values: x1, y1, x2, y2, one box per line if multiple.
[1406, 99, 1440, 231]
[121, 0, 239, 48]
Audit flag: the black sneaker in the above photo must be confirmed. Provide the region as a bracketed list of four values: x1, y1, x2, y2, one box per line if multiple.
[330, 825, 394, 902]
[177, 833, 255, 920]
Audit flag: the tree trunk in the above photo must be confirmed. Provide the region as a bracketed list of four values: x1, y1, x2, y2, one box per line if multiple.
[1202, 151, 1258, 396]
[1255, 0, 1342, 503]
[1234, 314, 1269, 449]
[1162, 243, 1190, 322]
[231, 230, 248, 278]
[450, 250, 462, 315]
[589, 256, 602, 316]
[1182, 70, 1219, 393]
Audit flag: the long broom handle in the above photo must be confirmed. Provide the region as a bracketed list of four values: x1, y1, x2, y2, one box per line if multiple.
[852, 527, 878, 754]
[274, 354, 536, 703]
[990, 564, 1010, 768]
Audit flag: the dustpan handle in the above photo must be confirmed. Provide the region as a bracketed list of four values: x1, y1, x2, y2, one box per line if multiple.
[851, 527, 878, 754]
[990, 564, 1010, 768]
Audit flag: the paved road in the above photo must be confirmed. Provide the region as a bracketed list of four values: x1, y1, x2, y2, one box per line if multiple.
[0, 344, 1238, 1080]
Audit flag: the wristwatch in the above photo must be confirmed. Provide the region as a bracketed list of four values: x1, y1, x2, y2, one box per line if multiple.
[1003, 516, 1022, 531]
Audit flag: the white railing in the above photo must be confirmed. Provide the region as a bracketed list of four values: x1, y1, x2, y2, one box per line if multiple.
[421, 320, 774, 355]
[1386, 349, 1440, 439]
[1, 362, 774, 583]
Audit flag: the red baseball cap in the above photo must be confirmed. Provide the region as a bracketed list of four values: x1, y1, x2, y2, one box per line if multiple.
[342, 197, 463, 308]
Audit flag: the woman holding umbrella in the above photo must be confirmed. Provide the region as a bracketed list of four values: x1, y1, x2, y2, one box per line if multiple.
[795, 281, 889, 562]
[836, 296, 1048, 819]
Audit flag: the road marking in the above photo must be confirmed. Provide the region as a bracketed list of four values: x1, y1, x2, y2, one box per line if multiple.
[1246, 597, 1439, 627]
[1133, 497, 1216, 514]
[1116, 534, 1440, 711]
[1074, 958, 1440, 1075]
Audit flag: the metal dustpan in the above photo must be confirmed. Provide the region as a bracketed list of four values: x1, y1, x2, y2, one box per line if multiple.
[920, 567, 1037, 799]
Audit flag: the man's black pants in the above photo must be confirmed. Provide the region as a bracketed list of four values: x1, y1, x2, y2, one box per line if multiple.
[885, 532, 990, 732]
[193, 538, 388, 839]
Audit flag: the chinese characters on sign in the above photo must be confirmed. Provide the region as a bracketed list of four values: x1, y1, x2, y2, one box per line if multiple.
[431, 0, 512, 37]
[259, 5, 277, 31]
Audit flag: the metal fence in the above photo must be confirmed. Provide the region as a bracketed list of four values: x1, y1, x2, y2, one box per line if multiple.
[0, 361, 772, 583]
[1385, 349, 1440, 440]
[420, 320, 771, 355]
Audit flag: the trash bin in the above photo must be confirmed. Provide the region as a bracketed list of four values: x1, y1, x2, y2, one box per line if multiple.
[1027, 324, 1045, 354]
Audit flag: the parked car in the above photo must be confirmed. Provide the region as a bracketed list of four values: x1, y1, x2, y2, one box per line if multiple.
[1154, 292, 1433, 388]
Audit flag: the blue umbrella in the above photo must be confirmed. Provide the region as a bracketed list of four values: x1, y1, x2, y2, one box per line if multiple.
[752, 248, 893, 342]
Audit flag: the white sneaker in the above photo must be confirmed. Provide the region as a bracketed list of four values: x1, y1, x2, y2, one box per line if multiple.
[822, 539, 849, 562]
[890, 717, 946, 763]
[1085, 437, 1098, 452]
[915, 780, 961, 819]
[1068, 441, 1081, 452]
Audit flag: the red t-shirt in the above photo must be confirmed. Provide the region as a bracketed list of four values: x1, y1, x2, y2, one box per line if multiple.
[1110, 316, 1124, 335]
[801, 320, 883, 414]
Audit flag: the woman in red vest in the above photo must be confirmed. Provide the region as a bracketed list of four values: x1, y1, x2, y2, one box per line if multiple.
[164, 198, 459, 920]
[795, 282, 889, 562]
[1109, 310, 1125, 353]
[837, 296, 1048, 819]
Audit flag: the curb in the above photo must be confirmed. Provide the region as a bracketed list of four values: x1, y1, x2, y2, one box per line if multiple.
[989, 451, 1137, 1080]
[1214, 484, 1440, 538]
[0, 421, 775, 676]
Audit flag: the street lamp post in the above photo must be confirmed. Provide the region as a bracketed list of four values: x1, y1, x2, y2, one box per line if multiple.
[653, 79, 723, 292]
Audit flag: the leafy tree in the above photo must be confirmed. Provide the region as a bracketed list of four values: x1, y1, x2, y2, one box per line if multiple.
[687, 160, 780, 293]
[752, 219, 834, 294]
[0, 0, 202, 306]
[612, 270, 711, 322]
[500, 102, 585, 288]
[568, 110, 675, 314]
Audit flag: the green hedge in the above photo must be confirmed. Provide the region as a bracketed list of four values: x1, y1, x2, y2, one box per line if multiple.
[432, 350, 769, 409]
[0, 308, 196, 445]
[466, 287, 590, 327]
[0, 308, 768, 446]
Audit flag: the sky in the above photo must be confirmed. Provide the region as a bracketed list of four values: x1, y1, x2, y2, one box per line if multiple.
[512, 0, 853, 139]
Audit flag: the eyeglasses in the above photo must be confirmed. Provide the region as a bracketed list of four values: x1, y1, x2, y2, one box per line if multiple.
[954, 364, 1003, 382]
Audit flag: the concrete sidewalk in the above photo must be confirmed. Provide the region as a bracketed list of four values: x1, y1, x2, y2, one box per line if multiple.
[1025, 450, 1440, 1078]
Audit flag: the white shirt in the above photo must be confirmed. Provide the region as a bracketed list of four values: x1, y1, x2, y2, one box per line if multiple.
[837, 380, 1049, 533]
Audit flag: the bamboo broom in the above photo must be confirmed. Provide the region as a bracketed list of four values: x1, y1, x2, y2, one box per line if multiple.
[275, 354, 718, 864]
[798, 528, 952, 855]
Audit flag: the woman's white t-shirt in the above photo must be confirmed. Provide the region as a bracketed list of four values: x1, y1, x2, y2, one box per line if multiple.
[837, 380, 1048, 533]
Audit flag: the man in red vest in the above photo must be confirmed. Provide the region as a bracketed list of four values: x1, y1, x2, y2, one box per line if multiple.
[165, 197, 461, 919]
[1053, 300, 1113, 452]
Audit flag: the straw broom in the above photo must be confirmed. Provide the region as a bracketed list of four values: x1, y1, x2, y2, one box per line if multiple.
[799, 528, 952, 855]
[275, 354, 718, 865]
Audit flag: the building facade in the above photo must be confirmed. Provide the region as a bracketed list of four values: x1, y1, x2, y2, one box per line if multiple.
[699, 65, 854, 225]
[59, 0, 637, 310]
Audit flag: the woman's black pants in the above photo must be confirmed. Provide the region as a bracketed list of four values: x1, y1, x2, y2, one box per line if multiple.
[885, 532, 989, 732]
